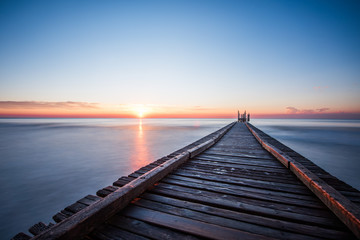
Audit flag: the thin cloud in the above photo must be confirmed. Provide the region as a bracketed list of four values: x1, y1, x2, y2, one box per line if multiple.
[302, 109, 315, 114]
[286, 107, 299, 114]
[188, 106, 217, 111]
[317, 108, 330, 113]
[0, 101, 100, 109]
[115, 104, 217, 112]
[313, 86, 329, 91]
[286, 106, 330, 114]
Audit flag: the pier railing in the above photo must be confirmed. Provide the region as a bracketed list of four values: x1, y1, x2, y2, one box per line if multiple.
[24, 122, 236, 240]
[246, 122, 360, 239]
[12, 121, 360, 239]
[237, 110, 250, 122]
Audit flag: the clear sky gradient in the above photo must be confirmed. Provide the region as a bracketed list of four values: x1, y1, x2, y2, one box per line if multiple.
[1, 0, 359, 118]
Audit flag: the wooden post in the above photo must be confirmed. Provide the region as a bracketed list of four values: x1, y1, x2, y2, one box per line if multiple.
[238, 110, 250, 122]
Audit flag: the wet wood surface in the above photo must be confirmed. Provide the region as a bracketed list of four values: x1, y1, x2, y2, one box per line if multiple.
[86, 123, 357, 240]
[247, 123, 360, 238]
[13, 122, 360, 240]
[14, 123, 234, 240]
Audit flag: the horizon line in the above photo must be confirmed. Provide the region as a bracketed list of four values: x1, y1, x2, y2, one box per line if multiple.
[1, 115, 359, 120]
[1, 111, 360, 120]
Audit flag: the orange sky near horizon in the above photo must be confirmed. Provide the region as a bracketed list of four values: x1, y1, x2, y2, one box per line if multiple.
[1, 2, 360, 120]
[0, 101, 359, 119]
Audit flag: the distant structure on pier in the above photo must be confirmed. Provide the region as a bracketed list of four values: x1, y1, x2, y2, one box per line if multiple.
[238, 110, 249, 122]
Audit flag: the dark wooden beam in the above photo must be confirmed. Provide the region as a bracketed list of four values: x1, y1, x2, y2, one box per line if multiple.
[246, 122, 360, 239]
[31, 122, 235, 240]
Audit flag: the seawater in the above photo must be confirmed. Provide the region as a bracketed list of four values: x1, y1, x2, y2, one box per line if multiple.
[252, 119, 360, 191]
[0, 118, 231, 239]
[0, 118, 359, 239]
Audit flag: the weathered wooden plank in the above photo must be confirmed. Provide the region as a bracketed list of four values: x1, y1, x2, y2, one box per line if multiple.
[188, 139, 215, 158]
[165, 174, 317, 201]
[11, 233, 32, 240]
[188, 154, 289, 171]
[182, 162, 291, 177]
[60, 209, 74, 218]
[133, 198, 333, 240]
[96, 186, 118, 198]
[53, 212, 68, 223]
[31, 152, 190, 239]
[160, 177, 324, 208]
[193, 155, 284, 167]
[155, 182, 330, 216]
[65, 202, 88, 214]
[142, 193, 352, 238]
[246, 124, 359, 193]
[29, 222, 54, 236]
[289, 160, 360, 239]
[31, 122, 236, 240]
[202, 151, 274, 160]
[184, 162, 290, 177]
[246, 123, 360, 239]
[113, 176, 134, 187]
[340, 191, 360, 198]
[122, 205, 276, 240]
[209, 147, 271, 155]
[172, 168, 311, 194]
[15, 121, 359, 240]
[150, 185, 340, 226]
[91, 224, 150, 240]
[205, 150, 273, 160]
[88, 231, 113, 240]
[112, 179, 130, 187]
[180, 164, 300, 183]
[108, 215, 200, 240]
[77, 195, 102, 206]
[187, 162, 289, 176]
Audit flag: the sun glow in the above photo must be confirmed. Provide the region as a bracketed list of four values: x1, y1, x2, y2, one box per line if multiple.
[133, 105, 150, 118]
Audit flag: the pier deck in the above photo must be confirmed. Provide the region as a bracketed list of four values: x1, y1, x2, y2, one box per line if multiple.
[14, 122, 360, 240]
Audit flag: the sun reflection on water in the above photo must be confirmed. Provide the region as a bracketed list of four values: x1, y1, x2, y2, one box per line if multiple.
[131, 119, 150, 171]
[139, 119, 143, 133]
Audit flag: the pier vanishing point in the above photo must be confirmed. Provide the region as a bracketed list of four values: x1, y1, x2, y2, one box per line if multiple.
[13, 120, 360, 239]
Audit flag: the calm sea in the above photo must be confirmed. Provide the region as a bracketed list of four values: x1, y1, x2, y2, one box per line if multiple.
[0, 118, 231, 239]
[0, 118, 359, 239]
[251, 119, 360, 190]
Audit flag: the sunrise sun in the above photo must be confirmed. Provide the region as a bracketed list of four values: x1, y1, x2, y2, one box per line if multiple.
[133, 105, 150, 118]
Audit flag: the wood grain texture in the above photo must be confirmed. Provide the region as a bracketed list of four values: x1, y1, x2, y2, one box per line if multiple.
[88, 122, 356, 239]
[16, 121, 360, 240]
[30, 122, 235, 240]
[246, 122, 360, 239]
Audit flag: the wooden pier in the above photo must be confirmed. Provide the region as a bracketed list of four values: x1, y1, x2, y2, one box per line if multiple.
[13, 122, 360, 240]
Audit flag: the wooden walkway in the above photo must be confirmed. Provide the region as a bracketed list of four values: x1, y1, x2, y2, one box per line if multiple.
[13, 122, 360, 240]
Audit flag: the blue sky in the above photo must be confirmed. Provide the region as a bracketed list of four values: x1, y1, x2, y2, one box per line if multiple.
[0, 0, 359, 117]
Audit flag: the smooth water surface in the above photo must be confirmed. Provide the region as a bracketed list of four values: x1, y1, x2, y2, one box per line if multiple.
[252, 119, 360, 191]
[0, 118, 231, 239]
[1, 118, 360, 239]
